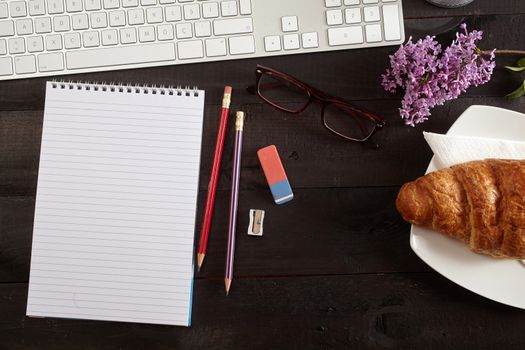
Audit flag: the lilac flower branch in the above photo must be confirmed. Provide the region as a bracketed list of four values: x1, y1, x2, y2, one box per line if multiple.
[382, 23, 496, 126]
[481, 49, 525, 55]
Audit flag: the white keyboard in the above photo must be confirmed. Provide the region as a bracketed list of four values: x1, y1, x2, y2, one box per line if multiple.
[0, 0, 404, 81]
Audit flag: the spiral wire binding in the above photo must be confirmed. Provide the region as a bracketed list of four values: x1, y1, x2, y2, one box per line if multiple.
[50, 80, 200, 97]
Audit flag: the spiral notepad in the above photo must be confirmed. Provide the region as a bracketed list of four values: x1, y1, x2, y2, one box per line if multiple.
[26, 82, 205, 326]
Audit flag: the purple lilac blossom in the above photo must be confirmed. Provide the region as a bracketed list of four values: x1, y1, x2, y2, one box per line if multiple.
[382, 24, 496, 126]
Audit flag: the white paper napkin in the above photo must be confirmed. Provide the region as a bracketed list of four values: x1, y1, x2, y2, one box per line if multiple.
[423, 132, 525, 169]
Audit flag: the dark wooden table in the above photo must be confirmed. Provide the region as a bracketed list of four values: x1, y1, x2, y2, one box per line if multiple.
[2, 1, 525, 348]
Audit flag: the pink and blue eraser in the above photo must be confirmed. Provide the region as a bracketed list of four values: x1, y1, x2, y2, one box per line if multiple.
[257, 145, 293, 205]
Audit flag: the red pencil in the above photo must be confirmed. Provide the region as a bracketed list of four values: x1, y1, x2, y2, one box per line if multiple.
[197, 86, 232, 271]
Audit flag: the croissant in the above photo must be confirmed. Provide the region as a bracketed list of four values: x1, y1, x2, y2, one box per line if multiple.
[396, 159, 525, 259]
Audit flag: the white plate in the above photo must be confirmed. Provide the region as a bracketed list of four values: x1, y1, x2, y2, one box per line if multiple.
[410, 105, 525, 309]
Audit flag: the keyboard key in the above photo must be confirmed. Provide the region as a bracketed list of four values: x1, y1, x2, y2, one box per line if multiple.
[122, 0, 139, 7]
[90, 12, 108, 28]
[85, 0, 102, 11]
[14, 55, 37, 74]
[264, 36, 281, 52]
[221, 1, 238, 17]
[328, 26, 363, 46]
[66, 0, 83, 12]
[64, 32, 81, 48]
[0, 39, 6, 54]
[157, 24, 174, 40]
[213, 17, 253, 35]
[326, 10, 343, 26]
[47, 0, 65, 14]
[128, 9, 145, 25]
[28, 1, 46, 16]
[345, 8, 361, 24]
[202, 2, 219, 18]
[45, 34, 62, 50]
[103, 0, 120, 9]
[139, 26, 155, 42]
[53, 16, 71, 31]
[109, 11, 126, 27]
[344, 0, 360, 4]
[0, 3, 8, 19]
[10, 2, 28, 18]
[0, 57, 13, 75]
[72, 13, 89, 29]
[281, 16, 298, 32]
[228, 35, 254, 55]
[301, 32, 318, 48]
[184, 4, 200, 20]
[35, 17, 52, 33]
[38, 52, 64, 71]
[239, 0, 252, 15]
[146, 7, 163, 23]
[8, 38, 25, 54]
[325, 0, 341, 7]
[159, 0, 175, 3]
[66, 43, 176, 69]
[0, 21, 15, 37]
[195, 21, 211, 38]
[120, 27, 137, 43]
[364, 6, 380, 22]
[178, 40, 204, 59]
[365, 23, 381, 42]
[27, 36, 44, 52]
[283, 33, 299, 50]
[176, 23, 192, 39]
[16, 19, 34, 36]
[165, 6, 182, 22]
[363, 0, 378, 3]
[141, 0, 157, 5]
[82, 31, 100, 47]
[383, 4, 401, 41]
[205, 37, 226, 57]
[101, 29, 118, 45]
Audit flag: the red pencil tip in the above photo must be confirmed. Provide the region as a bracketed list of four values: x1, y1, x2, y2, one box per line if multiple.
[197, 253, 205, 272]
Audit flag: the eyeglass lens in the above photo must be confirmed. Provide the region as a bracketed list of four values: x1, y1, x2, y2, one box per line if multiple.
[323, 103, 377, 141]
[257, 72, 310, 113]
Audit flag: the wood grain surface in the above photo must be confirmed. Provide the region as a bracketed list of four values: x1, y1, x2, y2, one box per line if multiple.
[2, 0, 525, 349]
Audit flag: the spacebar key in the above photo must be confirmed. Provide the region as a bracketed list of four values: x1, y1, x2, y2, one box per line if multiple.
[66, 43, 176, 70]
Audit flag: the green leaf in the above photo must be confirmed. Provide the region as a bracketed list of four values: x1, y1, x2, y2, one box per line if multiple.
[517, 57, 525, 67]
[504, 66, 525, 72]
[505, 80, 525, 98]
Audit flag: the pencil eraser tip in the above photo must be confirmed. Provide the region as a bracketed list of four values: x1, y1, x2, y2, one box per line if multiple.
[224, 86, 232, 94]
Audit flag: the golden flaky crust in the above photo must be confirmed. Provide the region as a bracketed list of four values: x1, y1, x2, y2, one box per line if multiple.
[396, 159, 525, 259]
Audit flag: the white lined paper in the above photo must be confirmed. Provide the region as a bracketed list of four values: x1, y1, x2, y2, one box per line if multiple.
[27, 82, 205, 327]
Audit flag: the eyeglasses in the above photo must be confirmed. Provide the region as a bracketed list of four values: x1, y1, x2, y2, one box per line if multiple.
[249, 65, 385, 143]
